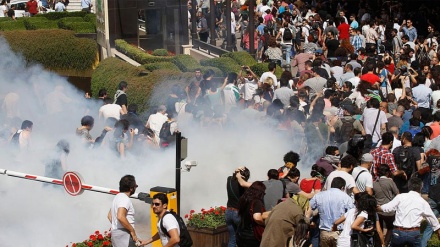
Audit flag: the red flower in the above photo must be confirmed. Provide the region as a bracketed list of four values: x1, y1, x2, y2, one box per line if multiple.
[190, 210, 195, 214]
[220, 206, 226, 211]
[87, 242, 93, 247]
[184, 214, 189, 218]
[215, 211, 220, 215]
[103, 241, 111, 246]
[98, 234, 104, 240]
[72, 244, 76, 247]
[95, 230, 100, 235]
[89, 235, 96, 241]
[201, 208, 205, 212]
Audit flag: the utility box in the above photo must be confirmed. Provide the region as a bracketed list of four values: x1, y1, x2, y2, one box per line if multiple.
[149, 186, 177, 247]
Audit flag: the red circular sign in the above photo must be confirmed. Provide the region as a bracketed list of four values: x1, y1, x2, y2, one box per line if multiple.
[63, 172, 84, 196]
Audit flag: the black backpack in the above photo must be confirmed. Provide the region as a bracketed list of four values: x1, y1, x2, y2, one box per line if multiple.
[336, 117, 355, 144]
[160, 210, 193, 247]
[283, 28, 293, 41]
[393, 146, 415, 176]
[159, 121, 174, 141]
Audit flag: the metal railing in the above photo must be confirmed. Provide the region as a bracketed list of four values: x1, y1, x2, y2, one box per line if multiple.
[192, 39, 229, 57]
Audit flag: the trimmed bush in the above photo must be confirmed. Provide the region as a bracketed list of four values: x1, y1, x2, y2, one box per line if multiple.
[200, 66, 223, 77]
[84, 14, 97, 24]
[58, 17, 85, 29]
[24, 17, 59, 30]
[200, 57, 240, 76]
[0, 19, 26, 31]
[61, 22, 96, 33]
[152, 49, 169, 56]
[2, 29, 98, 71]
[143, 62, 181, 72]
[34, 11, 88, 20]
[250, 62, 282, 78]
[115, 39, 174, 64]
[172, 54, 200, 72]
[0, 17, 13, 22]
[222, 51, 257, 66]
[91, 58, 193, 113]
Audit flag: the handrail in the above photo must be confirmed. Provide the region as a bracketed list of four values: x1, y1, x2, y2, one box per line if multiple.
[192, 39, 229, 56]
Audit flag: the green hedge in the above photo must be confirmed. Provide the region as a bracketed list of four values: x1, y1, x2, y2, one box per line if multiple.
[60, 21, 96, 33]
[24, 18, 59, 30]
[222, 51, 257, 66]
[0, 19, 26, 31]
[91, 58, 194, 113]
[143, 62, 181, 72]
[152, 49, 169, 56]
[200, 57, 240, 76]
[250, 62, 282, 78]
[115, 39, 174, 64]
[34, 11, 89, 20]
[172, 54, 200, 72]
[84, 14, 97, 23]
[58, 17, 86, 29]
[2, 30, 97, 71]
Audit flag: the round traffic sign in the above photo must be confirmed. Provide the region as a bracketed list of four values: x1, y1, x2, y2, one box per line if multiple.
[63, 172, 84, 196]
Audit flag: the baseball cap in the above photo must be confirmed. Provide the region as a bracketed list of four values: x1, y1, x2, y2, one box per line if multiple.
[361, 153, 374, 163]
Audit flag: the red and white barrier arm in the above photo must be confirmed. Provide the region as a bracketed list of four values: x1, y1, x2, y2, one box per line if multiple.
[0, 169, 147, 200]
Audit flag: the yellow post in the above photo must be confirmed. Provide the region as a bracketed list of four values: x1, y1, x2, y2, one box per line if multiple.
[149, 186, 177, 247]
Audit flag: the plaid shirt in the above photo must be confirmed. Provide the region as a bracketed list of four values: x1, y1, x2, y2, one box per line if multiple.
[351, 35, 363, 53]
[370, 146, 397, 180]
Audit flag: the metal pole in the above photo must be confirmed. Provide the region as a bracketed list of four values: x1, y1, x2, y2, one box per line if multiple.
[249, 0, 255, 58]
[225, 0, 232, 51]
[175, 131, 182, 215]
[209, 0, 216, 45]
[191, 0, 198, 40]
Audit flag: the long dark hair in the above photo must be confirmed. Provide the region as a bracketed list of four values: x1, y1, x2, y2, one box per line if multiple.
[238, 181, 266, 226]
[355, 192, 377, 223]
[292, 219, 309, 245]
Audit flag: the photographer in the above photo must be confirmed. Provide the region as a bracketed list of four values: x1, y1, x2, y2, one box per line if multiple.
[239, 66, 260, 107]
[391, 63, 418, 96]
[226, 167, 251, 247]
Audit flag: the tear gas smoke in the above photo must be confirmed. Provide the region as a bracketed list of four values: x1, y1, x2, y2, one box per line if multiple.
[0, 38, 319, 246]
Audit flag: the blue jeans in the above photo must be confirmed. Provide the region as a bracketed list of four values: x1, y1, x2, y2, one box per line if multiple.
[226, 209, 240, 247]
[281, 44, 292, 67]
[391, 229, 421, 247]
[421, 198, 439, 247]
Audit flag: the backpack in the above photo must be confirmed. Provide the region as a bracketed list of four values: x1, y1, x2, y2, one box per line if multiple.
[336, 117, 355, 144]
[266, 19, 274, 30]
[393, 146, 415, 176]
[10, 131, 20, 147]
[160, 210, 193, 247]
[159, 121, 174, 142]
[283, 28, 293, 41]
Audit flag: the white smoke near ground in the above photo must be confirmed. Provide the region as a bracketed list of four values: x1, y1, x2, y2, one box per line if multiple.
[0, 37, 315, 247]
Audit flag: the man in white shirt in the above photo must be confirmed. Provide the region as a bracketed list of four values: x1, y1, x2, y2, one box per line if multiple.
[378, 177, 440, 246]
[108, 175, 139, 247]
[239, 67, 260, 103]
[412, 76, 432, 123]
[259, 62, 278, 89]
[140, 193, 180, 247]
[54, 0, 66, 12]
[324, 154, 360, 196]
[352, 153, 374, 195]
[360, 98, 388, 145]
[99, 97, 122, 121]
[145, 105, 168, 144]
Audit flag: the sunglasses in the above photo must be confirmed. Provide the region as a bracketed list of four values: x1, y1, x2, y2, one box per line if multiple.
[152, 203, 161, 207]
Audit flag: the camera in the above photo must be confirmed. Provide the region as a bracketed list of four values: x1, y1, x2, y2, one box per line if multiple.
[184, 160, 198, 172]
[364, 220, 374, 229]
[241, 66, 249, 70]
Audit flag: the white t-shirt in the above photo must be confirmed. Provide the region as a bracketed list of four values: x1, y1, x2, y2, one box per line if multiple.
[111, 193, 135, 230]
[146, 112, 168, 141]
[157, 213, 180, 247]
[242, 78, 259, 101]
[360, 108, 388, 143]
[223, 84, 239, 108]
[337, 209, 368, 246]
[352, 166, 373, 193]
[259, 71, 278, 89]
[0, 5, 7, 17]
[324, 170, 357, 196]
[99, 104, 122, 120]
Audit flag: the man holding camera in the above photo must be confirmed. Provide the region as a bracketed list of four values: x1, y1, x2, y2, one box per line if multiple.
[239, 66, 260, 106]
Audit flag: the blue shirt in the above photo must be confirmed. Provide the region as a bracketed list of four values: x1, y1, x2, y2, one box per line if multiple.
[350, 20, 359, 29]
[81, 0, 91, 8]
[402, 26, 417, 42]
[310, 188, 354, 231]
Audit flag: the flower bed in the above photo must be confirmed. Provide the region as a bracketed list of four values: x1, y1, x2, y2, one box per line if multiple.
[185, 206, 226, 229]
[69, 230, 111, 247]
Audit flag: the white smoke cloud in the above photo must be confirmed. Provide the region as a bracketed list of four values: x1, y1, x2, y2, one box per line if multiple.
[0, 37, 313, 247]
